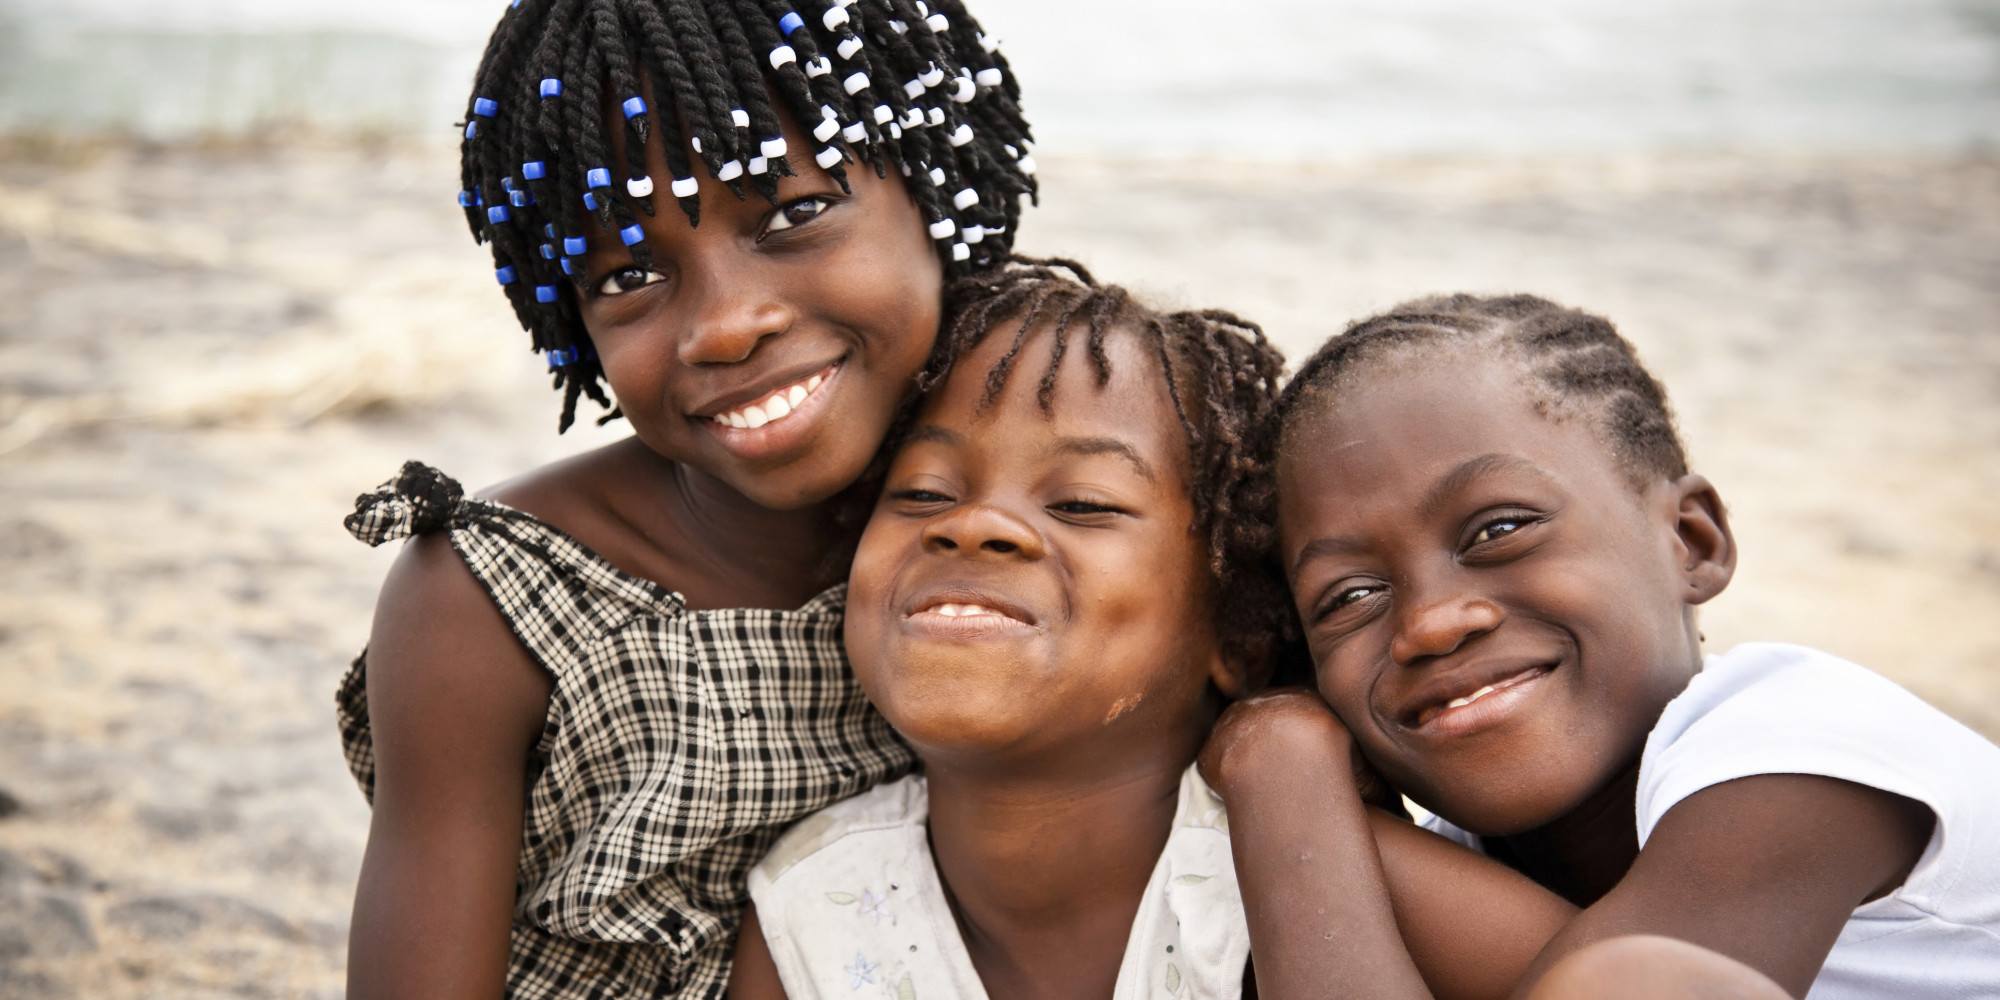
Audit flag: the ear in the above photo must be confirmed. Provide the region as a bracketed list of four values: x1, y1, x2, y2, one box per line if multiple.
[1670, 474, 1736, 605]
[1208, 636, 1273, 700]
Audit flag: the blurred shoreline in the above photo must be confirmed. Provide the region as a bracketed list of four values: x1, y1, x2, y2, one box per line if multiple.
[1, 138, 1997, 997]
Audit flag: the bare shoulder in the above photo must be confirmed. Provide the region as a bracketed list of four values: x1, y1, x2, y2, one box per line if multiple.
[478, 436, 688, 587]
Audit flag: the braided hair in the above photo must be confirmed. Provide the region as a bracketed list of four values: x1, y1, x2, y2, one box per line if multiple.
[456, 0, 1038, 431]
[913, 257, 1293, 669]
[1274, 293, 1689, 489]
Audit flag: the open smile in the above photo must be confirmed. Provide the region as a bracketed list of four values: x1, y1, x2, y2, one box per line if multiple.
[1403, 662, 1555, 738]
[696, 362, 841, 460]
[903, 591, 1042, 641]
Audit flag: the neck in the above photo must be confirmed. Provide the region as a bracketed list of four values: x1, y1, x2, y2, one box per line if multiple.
[660, 457, 844, 604]
[925, 747, 1193, 999]
[1491, 763, 1642, 907]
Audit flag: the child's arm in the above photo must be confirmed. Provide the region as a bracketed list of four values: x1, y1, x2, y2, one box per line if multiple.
[1204, 691, 1577, 1000]
[345, 533, 555, 1000]
[726, 904, 793, 1000]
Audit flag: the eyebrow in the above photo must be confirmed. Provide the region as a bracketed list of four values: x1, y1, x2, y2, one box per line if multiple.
[1290, 453, 1544, 575]
[1048, 436, 1157, 482]
[905, 425, 963, 448]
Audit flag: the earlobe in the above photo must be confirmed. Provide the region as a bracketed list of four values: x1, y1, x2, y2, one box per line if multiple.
[1672, 474, 1736, 605]
[1209, 639, 1273, 699]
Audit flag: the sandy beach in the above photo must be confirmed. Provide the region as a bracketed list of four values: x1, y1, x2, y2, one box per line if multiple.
[0, 138, 1996, 997]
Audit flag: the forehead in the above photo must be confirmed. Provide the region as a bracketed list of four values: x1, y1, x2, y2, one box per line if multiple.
[1280, 357, 1624, 512]
[913, 317, 1190, 479]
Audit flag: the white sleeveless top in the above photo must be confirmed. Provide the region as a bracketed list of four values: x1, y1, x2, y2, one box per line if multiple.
[747, 766, 1250, 1000]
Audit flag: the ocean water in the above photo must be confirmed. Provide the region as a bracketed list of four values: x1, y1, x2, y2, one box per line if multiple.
[2, 0, 1996, 155]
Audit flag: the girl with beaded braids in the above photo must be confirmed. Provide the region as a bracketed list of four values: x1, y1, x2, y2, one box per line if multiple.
[336, 2, 1034, 999]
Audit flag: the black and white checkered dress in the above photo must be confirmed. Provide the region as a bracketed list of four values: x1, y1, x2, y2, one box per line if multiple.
[336, 462, 914, 1000]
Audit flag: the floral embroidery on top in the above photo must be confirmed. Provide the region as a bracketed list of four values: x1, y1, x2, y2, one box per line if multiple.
[826, 887, 895, 926]
[844, 952, 878, 990]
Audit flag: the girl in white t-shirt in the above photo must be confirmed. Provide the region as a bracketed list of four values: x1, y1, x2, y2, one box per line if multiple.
[1208, 293, 2000, 1000]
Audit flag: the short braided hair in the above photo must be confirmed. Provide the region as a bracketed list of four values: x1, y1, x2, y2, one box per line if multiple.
[914, 258, 1294, 668]
[457, 0, 1038, 430]
[1275, 293, 1689, 489]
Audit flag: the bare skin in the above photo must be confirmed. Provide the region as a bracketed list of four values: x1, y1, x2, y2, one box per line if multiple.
[1207, 356, 1933, 1000]
[345, 105, 942, 1000]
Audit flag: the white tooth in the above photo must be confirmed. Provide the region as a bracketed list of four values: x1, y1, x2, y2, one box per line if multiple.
[727, 412, 748, 429]
[764, 394, 792, 420]
[742, 405, 769, 428]
[807, 374, 824, 391]
[788, 385, 807, 407]
[1468, 685, 1496, 703]
[1447, 696, 1471, 710]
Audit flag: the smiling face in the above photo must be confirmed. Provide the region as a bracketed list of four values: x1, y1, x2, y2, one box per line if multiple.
[846, 322, 1239, 770]
[576, 112, 943, 510]
[1278, 355, 1733, 836]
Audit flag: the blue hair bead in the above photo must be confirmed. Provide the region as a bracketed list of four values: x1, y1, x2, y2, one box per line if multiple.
[511, 189, 532, 207]
[779, 11, 805, 35]
[541, 243, 557, 259]
[487, 205, 510, 224]
[457, 190, 475, 207]
[622, 96, 647, 119]
[473, 97, 499, 117]
[564, 236, 587, 256]
[464, 121, 478, 139]
[539, 78, 563, 98]
[535, 285, 559, 303]
[496, 266, 518, 285]
[523, 160, 547, 180]
[586, 167, 612, 189]
[582, 192, 600, 211]
[561, 257, 575, 275]
[547, 346, 580, 366]
[620, 224, 645, 246]
[500, 175, 515, 191]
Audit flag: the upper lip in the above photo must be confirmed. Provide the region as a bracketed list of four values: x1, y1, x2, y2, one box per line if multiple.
[903, 585, 1041, 628]
[1394, 655, 1557, 728]
[687, 356, 843, 420]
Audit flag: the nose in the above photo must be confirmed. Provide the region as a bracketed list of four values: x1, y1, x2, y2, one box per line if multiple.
[677, 259, 795, 366]
[921, 504, 1048, 561]
[1388, 578, 1504, 667]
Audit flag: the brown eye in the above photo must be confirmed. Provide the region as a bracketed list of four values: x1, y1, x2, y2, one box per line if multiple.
[596, 266, 664, 296]
[1469, 519, 1527, 546]
[761, 196, 831, 237]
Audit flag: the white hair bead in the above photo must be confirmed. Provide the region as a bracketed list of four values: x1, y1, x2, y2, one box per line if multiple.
[835, 0, 856, 7]
[1017, 155, 1037, 175]
[813, 117, 840, 142]
[926, 13, 949, 32]
[805, 57, 832, 77]
[1004, 143, 1018, 157]
[950, 77, 975, 103]
[889, 123, 902, 138]
[873, 104, 893, 124]
[962, 224, 985, 243]
[977, 32, 999, 53]
[843, 71, 870, 94]
[904, 79, 925, 99]
[671, 176, 699, 198]
[953, 187, 978, 209]
[901, 107, 924, 128]
[761, 137, 788, 158]
[749, 156, 769, 175]
[843, 122, 868, 143]
[948, 123, 974, 146]
[822, 5, 849, 29]
[928, 218, 956, 239]
[928, 166, 946, 186]
[888, 19, 907, 34]
[690, 136, 702, 153]
[815, 146, 844, 169]
[838, 37, 864, 60]
[627, 175, 655, 197]
[717, 159, 744, 181]
[919, 66, 945, 87]
[952, 242, 970, 261]
[927, 107, 945, 126]
[975, 67, 1003, 87]
[770, 45, 797, 69]
[731, 108, 750, 128]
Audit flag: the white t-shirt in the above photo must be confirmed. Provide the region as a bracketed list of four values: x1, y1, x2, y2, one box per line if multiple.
[748, 765, 1250, 1000]
[1425, 642, 2000, 999]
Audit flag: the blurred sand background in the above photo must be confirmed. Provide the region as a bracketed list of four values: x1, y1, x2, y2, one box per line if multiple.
[3, 0, 1999, 997]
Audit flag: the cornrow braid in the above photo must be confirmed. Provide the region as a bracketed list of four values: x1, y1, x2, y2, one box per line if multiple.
[455, 0, 1038, 431]
[914, 257, 1294, 669]
[1274, 293, 1690, 489]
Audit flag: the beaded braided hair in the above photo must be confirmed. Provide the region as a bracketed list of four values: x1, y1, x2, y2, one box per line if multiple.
[907, 257, 1293, 670]
[458, 0, 1038, 430]
[1273, 293, 1689, 489]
